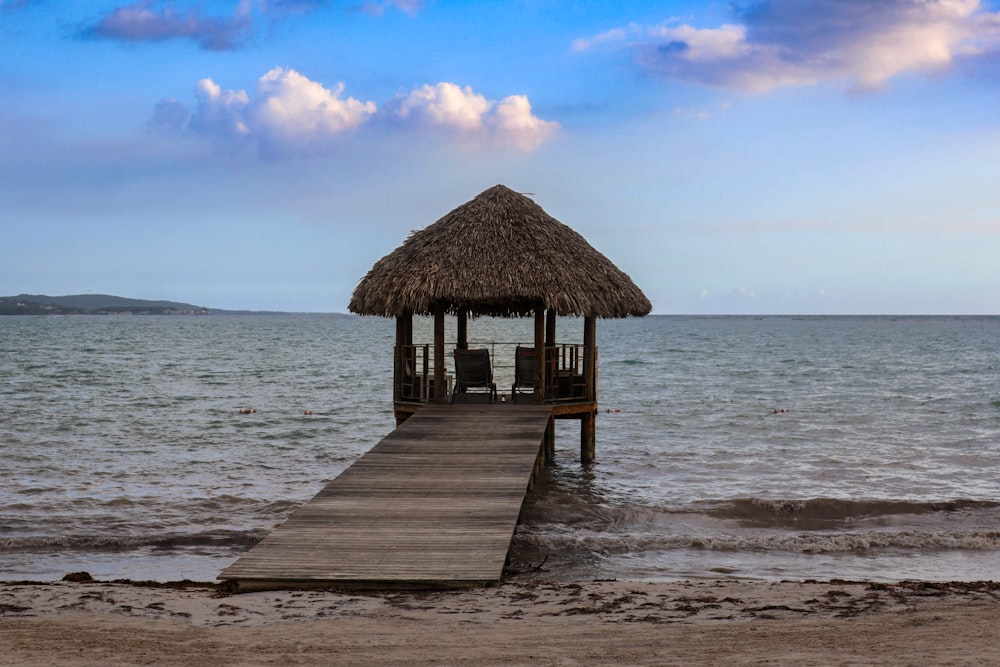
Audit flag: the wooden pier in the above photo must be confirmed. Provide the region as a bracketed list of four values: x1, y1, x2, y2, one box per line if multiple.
[220, 404, 554, 591]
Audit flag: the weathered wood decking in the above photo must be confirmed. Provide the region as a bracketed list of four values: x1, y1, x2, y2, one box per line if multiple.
[220, 404, 554, 591]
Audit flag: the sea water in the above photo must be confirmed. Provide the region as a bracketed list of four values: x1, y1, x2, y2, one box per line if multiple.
[1, 314, 998, 583]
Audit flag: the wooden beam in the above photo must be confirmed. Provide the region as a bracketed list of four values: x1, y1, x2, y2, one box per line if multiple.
[434, 305, 446, 404]
[581, 409, 596, 464]
[403, 310, 412, 347]
[533, 308, 545, 404]
[457, 309, 468, 350]
[394, 312, 414, 404]
[583, 316, 596, 403]
[394, 316, 406, 402]
[544, 416, 555, 462]
[545, 309, 556, 348]
[582, 316, 597, 463]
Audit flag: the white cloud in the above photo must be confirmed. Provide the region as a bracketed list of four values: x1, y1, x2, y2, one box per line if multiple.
[490, 95, 561, 152]
[249, 67, 377, 156]
[575, 0, 1000, 92]
[395, 82, 560, 152]
[571, 24, 636, 52]
[649, 23, 750, 61]
[184, 68, 374, 158]
[190, 77, 251, 141]
[160, 71, 557, 158]
[397, 82, 492, 132]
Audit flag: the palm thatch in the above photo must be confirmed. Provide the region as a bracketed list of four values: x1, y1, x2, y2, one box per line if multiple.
[349, 184, 652, 318]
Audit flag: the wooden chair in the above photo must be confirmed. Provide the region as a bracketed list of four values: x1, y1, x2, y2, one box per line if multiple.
[452, 348, 497, 403]
[511, 346, 536, 403]
[511, 346, 560, 402]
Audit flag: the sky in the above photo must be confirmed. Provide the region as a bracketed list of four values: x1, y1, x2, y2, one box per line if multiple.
[2, 0, 1000, 314]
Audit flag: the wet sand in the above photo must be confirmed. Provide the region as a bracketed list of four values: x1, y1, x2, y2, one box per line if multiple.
[2, 576, 998, 665]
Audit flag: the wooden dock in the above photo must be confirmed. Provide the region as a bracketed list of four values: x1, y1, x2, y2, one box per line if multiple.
[220, 404, 554, 591]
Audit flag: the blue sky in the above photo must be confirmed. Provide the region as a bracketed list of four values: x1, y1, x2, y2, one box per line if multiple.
[2, 0, 1000, 314]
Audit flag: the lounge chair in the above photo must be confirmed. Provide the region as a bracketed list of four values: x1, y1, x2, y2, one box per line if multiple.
[452, 348, 497, 403]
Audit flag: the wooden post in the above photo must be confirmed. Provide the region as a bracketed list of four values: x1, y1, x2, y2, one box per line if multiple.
[582, 315, 597, 463]
[533, 308, 545, 404]
[531, 441, 545, 490]
[545, 309, 557, 398]
[545, 309, 556, 347]
[581, 410, 596, 464]
[394, 312, 413, 404]
[394, 315, 406, 402]
[457, 309, 468, 350]
[544, 416, 555, 462]
[433, 305, 446, 404]
[583, 316, 597, 403]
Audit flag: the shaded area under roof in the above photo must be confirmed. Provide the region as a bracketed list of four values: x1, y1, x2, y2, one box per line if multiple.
[349, 184, 651, 318]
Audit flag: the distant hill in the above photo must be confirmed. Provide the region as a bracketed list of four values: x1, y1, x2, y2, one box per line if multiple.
[0, 294, 211, 315]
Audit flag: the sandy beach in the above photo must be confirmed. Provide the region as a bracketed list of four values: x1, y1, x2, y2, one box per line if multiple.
[2, 576, 998, 666]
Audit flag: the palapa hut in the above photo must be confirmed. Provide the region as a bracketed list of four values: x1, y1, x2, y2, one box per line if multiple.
[349, 184, 650, 462]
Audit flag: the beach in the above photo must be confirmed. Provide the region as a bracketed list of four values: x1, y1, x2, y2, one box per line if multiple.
[2, 576, 999, 665]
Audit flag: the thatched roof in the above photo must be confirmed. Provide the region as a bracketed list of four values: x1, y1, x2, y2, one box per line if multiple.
[348, 184, 652, 318]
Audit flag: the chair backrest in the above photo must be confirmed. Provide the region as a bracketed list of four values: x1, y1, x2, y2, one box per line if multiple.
[453, 348, 493, 387]
[513, 346, 535, 388]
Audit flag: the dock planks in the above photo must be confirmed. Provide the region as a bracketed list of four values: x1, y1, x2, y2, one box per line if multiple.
[219, 404, 553, 591]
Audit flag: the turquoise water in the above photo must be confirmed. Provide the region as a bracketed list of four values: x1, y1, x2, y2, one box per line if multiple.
[1, 314, 998, 583]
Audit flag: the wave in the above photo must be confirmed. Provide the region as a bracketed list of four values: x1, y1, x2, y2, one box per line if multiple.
[513, 529, 1000, 555]
[699, 497, 1000, 528]
[0, 529, 266, 553]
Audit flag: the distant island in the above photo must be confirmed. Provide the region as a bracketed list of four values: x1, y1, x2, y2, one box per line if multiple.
[0, 294, 211, 316]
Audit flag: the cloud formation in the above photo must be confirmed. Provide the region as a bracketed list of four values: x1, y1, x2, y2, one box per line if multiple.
[394, 82, 560, 152]
[575, 0, 1000, 92]
[396, 83, 492, 132]
[156, 69, 558, 158]
[84, 0, 421, 50]
[184, 67, 376, 158]
[85, 0, 254, 51]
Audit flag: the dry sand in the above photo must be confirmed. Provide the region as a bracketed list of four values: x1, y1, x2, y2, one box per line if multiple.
[2, 576, 998, 666]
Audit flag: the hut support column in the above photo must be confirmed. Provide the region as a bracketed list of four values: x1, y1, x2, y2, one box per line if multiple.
[533, 308, 546, 405]
[582, 315, 597, 463]
[545, 309, 556, 400]
[544, 416, 555, 463]
[581, 411, 595, 464]
[433, 305, 447, 404]
[457, 309, 468, 350]
[394, 315, 406, 402]
[394, 312, 414, 424]
[545, 309, 556, 347]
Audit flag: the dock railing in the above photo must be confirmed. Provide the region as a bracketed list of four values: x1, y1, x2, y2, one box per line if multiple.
[396, 342, 588, 403]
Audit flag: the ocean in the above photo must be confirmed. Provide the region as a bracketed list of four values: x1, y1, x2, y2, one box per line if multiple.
[1, 314, 998, 584]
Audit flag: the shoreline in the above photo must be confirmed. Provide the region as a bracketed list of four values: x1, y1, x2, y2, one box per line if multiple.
[2, 577, 998, 665]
